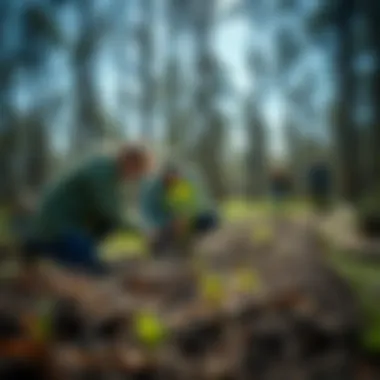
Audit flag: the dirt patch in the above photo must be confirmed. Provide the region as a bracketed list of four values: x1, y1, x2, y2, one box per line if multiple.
[0, 218, 373, 379]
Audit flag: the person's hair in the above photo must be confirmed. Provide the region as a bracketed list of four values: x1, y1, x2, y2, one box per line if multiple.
[118, 143, 150, 168]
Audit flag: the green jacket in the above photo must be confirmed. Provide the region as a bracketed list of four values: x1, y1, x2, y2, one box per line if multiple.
[33, 155, 131, 239]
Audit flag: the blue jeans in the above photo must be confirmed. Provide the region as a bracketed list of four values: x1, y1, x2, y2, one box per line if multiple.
[24, 232, 108, 276]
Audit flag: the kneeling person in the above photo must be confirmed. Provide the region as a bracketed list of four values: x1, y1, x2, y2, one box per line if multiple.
[23, 144, 151, 276]
[141, 164, 219, 257]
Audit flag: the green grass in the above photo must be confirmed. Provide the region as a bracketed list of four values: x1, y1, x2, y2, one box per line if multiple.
[3, 198, 380, 351]
[101, 199, 264, 261]
[101, 199, 311, 261]
[101, 197, 380, 353]
[327, 250, 380, 352]
[100, 232, 147, 261]
[222, 199, 274, 220]
[222, 198, 311, 221]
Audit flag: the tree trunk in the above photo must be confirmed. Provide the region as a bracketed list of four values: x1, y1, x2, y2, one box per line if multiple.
[284, 114, 304, 196]
[0, 125, 19, 204]
[25, 116, 50, 193]
[191, 0, 226, 199]
[166, 56, 181, 149]
[334, 0, 360, 202]
[245, 0, 269, 200]
[245, 103, 268, 198]
[166, 0, 182, 150]
[197, 110, 227, 200]
[365, 0, 380, 190]
[71, 0, 106, 154]
[139, 0, 155, 140]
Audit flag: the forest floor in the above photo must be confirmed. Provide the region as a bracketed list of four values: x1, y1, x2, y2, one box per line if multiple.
[96, 200, 380, 379]
[0, 200, 379, 379]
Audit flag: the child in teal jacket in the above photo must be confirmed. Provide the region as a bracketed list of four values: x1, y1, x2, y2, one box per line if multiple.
[140, 163, 219, 256]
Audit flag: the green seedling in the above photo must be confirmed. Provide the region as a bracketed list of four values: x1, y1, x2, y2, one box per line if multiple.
[234, 268, 262, 293]
[133, 311, 167, 350]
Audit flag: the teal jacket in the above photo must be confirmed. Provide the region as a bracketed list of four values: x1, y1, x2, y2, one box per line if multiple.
[140, 166, 214, 232]
[33, 155, 132, 239]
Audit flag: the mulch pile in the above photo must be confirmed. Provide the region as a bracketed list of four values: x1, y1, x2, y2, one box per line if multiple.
[0, 220, 374, 379]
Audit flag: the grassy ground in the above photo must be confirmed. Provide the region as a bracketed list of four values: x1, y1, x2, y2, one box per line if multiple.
[221, 198, 311, 221]
[319, 207, 380, 352]
[327, 250, 380, 352]
[91, 200, 380, 354]
[102, 199, 311, 261]
[2, 199, 380, 353]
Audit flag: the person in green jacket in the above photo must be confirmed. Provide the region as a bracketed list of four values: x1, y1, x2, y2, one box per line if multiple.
[140, 163, 220, 257]
[23, 144, 151, 275]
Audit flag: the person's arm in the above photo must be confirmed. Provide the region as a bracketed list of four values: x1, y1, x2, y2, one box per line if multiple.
[139, 179, 172, 234]
[83, 160, 135, 233]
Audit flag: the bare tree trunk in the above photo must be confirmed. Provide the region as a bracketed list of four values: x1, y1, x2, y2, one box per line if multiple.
[245, 102, 268, 198]
[25, 116, 50, 193]
[139, 0, 155, 141]
[166, 58, 180, 148]
[192, 0, 214, 151]
[365, 0, 380, 190]
[334, 0, 360, 202]
[71, 0, 106, 153]
[245, 1, 269, 200]
[0, 123, 19, 204]
[73, 59, 102, 152]
[197, 110, 227, 199]
[166, 0, 183, 150]
[191, 0, 226, 199]
[284, 113, 304, 196]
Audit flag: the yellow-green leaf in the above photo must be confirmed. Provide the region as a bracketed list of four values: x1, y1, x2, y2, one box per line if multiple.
[234, 269, 261, 293]
[134, 311, 167, 349]
[199, 273, 224, 304]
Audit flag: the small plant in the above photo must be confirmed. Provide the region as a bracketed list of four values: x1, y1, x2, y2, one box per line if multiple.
[133, 310, 168, 350]
[198, 272, 224, 306]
